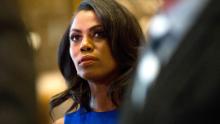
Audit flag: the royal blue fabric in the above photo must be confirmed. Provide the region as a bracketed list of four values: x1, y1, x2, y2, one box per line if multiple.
[64, 107, 119, 124]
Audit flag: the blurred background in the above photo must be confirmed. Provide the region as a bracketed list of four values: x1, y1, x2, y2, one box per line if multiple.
[0, 0, 162, 124]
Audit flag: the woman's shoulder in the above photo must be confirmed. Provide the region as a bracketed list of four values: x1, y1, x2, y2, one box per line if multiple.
[53, 106, 80, 124]
[53, 118, 64, 124]
[53, 111, 79, 124]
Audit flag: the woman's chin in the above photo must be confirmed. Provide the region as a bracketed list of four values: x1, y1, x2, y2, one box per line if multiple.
[80, 73, 98, 80]
[80, 73, 104, 82]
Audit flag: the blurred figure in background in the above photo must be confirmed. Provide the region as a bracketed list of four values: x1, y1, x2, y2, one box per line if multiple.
[120, 0, 220, 124]
[0, 0, 37, 124]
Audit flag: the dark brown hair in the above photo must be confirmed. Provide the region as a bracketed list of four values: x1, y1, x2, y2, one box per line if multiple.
[50, 0, 144, 114]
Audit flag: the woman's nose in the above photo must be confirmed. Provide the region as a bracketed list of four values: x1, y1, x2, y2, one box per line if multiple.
[80, 37, 94, 52]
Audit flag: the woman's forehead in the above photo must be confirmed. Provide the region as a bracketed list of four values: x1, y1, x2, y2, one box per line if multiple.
[71, 10, 102, 30]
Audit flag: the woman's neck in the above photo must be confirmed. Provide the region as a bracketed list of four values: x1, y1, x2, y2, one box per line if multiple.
[88, 81, 116, 112]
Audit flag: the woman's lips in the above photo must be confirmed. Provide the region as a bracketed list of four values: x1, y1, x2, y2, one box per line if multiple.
[78, 56, 98, 66]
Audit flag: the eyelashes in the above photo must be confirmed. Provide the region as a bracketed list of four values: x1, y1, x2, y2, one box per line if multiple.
[92, 30, 106, 39]
[70, 34, 82, 43]
[70, 29, 107, 43]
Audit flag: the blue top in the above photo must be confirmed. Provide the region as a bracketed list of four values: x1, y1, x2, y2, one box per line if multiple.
[64, 107, 119, 124]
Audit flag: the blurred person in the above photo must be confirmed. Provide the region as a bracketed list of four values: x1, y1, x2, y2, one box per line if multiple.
[0, 0, 37, 124]
[120, 0, 220, 124]
[50, 0, 145, 124]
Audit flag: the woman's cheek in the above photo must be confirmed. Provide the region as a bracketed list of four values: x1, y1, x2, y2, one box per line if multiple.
[69, 45, 78, 64]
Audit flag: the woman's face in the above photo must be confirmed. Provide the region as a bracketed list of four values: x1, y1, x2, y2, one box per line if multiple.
[69, 10, 117, 82]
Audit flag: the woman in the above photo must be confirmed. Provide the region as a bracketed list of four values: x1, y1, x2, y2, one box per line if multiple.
[50, 0, 145, 123]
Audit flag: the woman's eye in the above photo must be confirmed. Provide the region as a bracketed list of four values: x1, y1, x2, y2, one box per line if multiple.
[94, 32, 100, 38]
[70, 34, 82, 42]
[93, 30, 106, 39]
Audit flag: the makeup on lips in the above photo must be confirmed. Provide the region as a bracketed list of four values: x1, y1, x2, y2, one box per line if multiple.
[78, 55, 98, 67]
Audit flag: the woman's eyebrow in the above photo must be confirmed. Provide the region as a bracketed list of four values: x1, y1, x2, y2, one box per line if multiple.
[89, 25, 103, 32]
[70, 29, 81, 33]
[70, 25, 103, 33]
